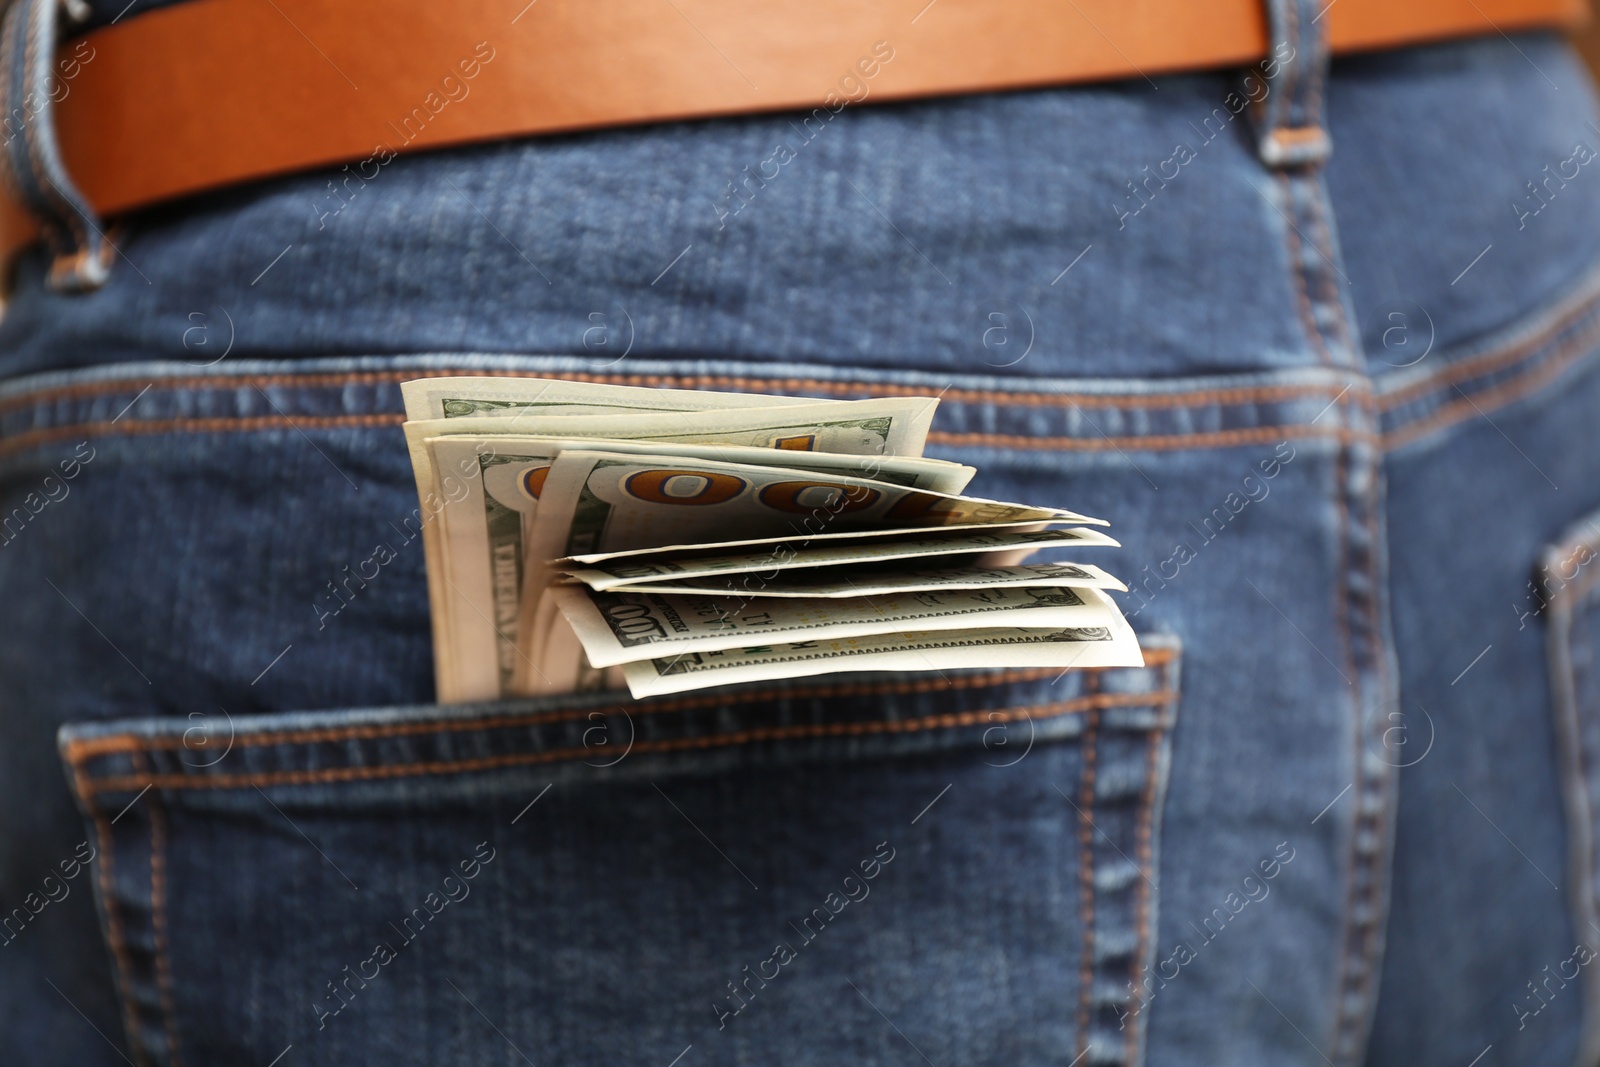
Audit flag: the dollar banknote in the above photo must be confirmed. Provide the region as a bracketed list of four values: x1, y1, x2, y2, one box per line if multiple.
[560, 527, 1119, 591]
[405, 395, 946, 686]
[399, 375, 1139, 701]
[426, 432, 972, 701]
[576, 560, 1127, 598]
[553, 582, 1119, 668]
[619, 618, 1144, 698]
[401, 375, 818, 422]
[516, 450, 1121, 693]
[405, 396, 941, 457]
[402, 380, 831, 693]
[530, 451, 1105, 561]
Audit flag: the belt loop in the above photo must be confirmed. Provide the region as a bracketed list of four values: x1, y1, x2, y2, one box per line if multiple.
[0, 0, 110, 291]
[1255, 0, 1333, 169]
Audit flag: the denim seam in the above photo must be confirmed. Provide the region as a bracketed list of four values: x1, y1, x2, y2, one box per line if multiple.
[0, 370, 1363, 420]
[1268, 126, 1396, 1061]
[3, 326, 1591, 455]
[77, 747, 145, 1067]
[930, 425, 1373, 453]
[149, 798, 182, 1067]
[1, 249, 1597, 441]
[1569, 599, 1598, 1067]
[1379, 261, 1600, 411]
[1277, 172, 1334, 367]
[1306, 181, 1354, 356]
[127, 748, 159, 1067]
[1545, 518, 1600, 1066]
[1328, 443, 1361, 1059]
[1319, 210, 1391, 1067]
[1329, 435, 1397, 1065]
[62, 662, 1173, 760]
[1127, 706, 1166, 1067]
[128, 748, 163, 1067]
[1079, 654, 1173, 1067]
[67, 690, 1180, 797]
[76, 748, 176, 1067]
[1366, 454, 1400, 1063]
[0, 414, 1379, 464]
[1073, 687, 1100, 1065]
[1381, 312, 1600, 451]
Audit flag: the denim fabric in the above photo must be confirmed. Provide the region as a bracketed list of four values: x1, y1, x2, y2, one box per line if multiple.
[2, 22, 1600, 1067]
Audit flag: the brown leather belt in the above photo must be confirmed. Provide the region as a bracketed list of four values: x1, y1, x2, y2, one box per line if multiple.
[0, 0, 1585, 266]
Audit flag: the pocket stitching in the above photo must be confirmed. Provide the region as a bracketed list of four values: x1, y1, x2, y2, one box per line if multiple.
[64, 663, 1150, 761]
[1128, 708, 1167, 1066]
[70, 688, 1179, 798]
[1545, 520, 1600, 1064]
[1072, 675, 1100, 1065]
[149, 795, 182, 1067]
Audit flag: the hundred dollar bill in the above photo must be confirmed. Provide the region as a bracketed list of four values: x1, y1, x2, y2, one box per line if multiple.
[401, 375, 820, 422]
[406, 396, 780, 697]
[583, 560, 1127, 598]
[404, 392, 946, 700]
[407, 397, 939, 461]
[403, 396, 947, 579]
[618, 617, 1145, 698]
[561, 527, 1120, 591]
[401, 376, 1140, 703]
[552, 582, 1118, 667]
[537, 451, 1105, 560]
[428, 434, 972, 701]
[402, 381, 816, 696]
[517, 451, 1108, 692]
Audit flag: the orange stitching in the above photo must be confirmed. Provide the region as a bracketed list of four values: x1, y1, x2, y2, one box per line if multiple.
[1380, 275, 1600, 411]
[61, 663, 1184, 763]
[1561, 602, 1600, 948]
[10, 269, 1600, 446]
[0, 410, 1373, 462]
[0, 413, 404, 460]
[149, 799, 183, 1067]
[929, 425, 1373, 451]
[1073, 682, 1101, 1061]
[1127, 722, 1164, 1066]
[1343, 404, 1397, 1052]
[75, 690, 1177, 798]
[92, 803, 147, 1067]
[95, 750, 149, 1067]
[1332, 429, 1357, 703]
[1278, 172, 1333, 367]
[1326, 443, 1360, 1056]
[0, 368, 1365, 422]
[1381, 313, 1600, 451]
[1306, 180, 1353, 358]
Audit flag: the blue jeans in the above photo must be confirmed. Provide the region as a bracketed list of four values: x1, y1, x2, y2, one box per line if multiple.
[3, 11, 1600, 1066]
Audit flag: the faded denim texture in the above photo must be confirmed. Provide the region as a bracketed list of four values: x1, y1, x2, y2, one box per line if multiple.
[0, 18, 1599, 1067]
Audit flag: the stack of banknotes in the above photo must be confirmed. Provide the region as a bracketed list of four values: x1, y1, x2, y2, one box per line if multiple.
[401, 376, 1142, 701]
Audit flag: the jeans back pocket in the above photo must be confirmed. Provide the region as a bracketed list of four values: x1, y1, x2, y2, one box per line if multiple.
[1546, 509, 1600, 1062]
[61, 641, 1179, 1067]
